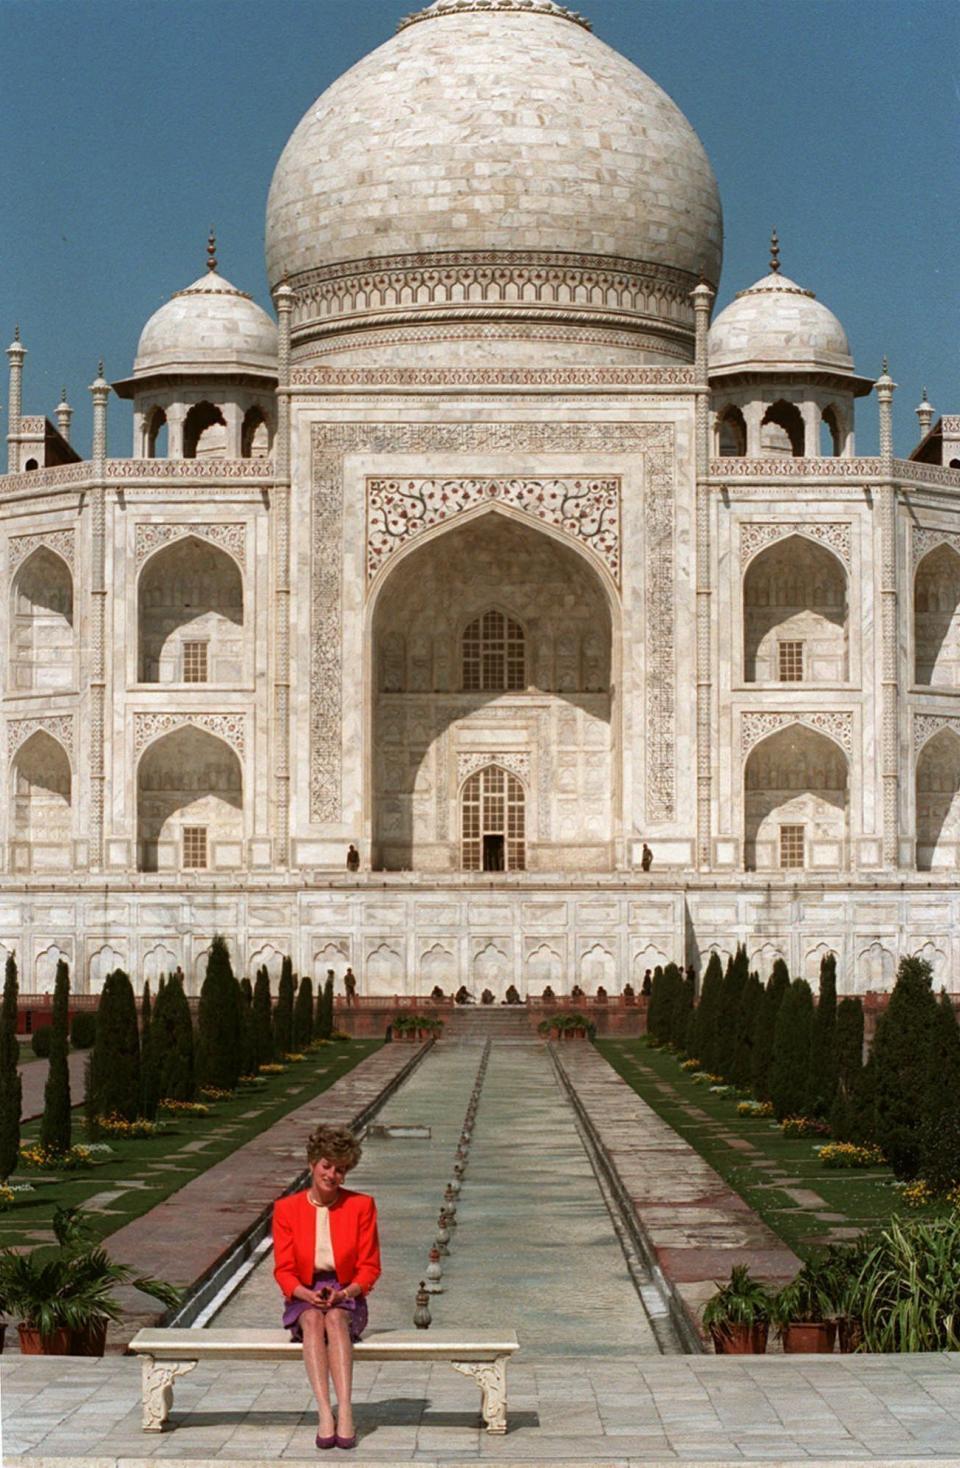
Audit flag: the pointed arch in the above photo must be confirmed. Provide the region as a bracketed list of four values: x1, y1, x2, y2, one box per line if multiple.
[744, 722, 848, 872]
[241, 406, 271, 459]
[183, 401, 226, 459]
[10, 546, 74, 692]
[461, 606, 526, 692]
[916, 724, 960, 869]
[914, 542, 960, 686]
[136, 724, 242, 872]
[743, 533, 847, 683]
[10, 730, 72, 869]
[760, 400, 805, 457]
[137, 534, 243, 683]
[716, 405, 747, 457]
[460, 762, 526, 872]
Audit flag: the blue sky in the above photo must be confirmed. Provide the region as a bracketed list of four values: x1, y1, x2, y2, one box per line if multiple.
[1, 0, 955, 457]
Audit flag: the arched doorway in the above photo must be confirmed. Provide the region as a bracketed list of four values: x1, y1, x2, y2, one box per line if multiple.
[743, 535, 847, 683]
[369, 511, 615, 872]
[138, 536, 243, 683]
[136, 725, 242, 872]
[461, 763, 526, 871]
[914, 544, 960, 686]
[10, 547, 74, 692]
[11, 731, 72, 871]
[916, 727, 960, 869]
[744, 724, 848, 871]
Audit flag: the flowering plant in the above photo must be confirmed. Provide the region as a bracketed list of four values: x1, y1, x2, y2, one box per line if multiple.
[158, 1099, 210, 1116]
[280, 1053, 307, 1064]
[900, 1179, 935, 1208]
[818, 1142, 885, 1169]
[93, 1114, 163, 1138]
[258, 1063, 286, 1074]
[198, 1086, 233, 1101]
[680, 1057, 702, 1071]
[738, 1099, 774, 1118]
[781, 1115, 831, 1139]
[19, 1142, 95, 1170]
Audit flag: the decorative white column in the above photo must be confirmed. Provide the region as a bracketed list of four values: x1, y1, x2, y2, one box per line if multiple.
[800, 400, 819, 457]
[272, 283, 294, 868]
[915, 388, 933, 441]
[875, 359, 899, 867]
[166, 404, 185, 459]
[88, 363, 110, 870]
[56, 387, 73, 444]
[6, 327, 26, 473]
[743, 401, 764, 458]
[223, 401, 243, 458]
[691, 278, 715, 869]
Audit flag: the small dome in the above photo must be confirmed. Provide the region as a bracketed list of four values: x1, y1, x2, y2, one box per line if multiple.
[709, 269, 853, 377]
[134, 270, 278, 378]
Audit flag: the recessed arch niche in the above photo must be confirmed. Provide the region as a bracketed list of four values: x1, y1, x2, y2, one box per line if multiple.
[744, 723, 848, 871]
[369, 510, 615, 873]
[743, 534, 847, 683]
[10, 547, 74, 692]
[914, 543, 960, 687]
[11, 730, 72, 869]
[138, 536, 243, 684]
[916, 727, 960, 870]
[136, 725, 242, 872]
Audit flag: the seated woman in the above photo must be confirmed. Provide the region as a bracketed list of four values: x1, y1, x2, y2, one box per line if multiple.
[273, 1124, 380, 1450]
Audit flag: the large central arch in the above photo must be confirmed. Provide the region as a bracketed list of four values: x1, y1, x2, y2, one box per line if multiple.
[368, 508, 618, 872]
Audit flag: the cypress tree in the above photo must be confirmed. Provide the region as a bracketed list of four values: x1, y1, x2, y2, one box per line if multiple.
[919, 991, 960, 1192]
[154, 972, 195, 1101]
[830, 996, 864, 1141]
[752, 958, 790, 1102]
[86, 970, 141, 1124]
[0, 954, 22, 1179]
[867, 955, 938, 1178]
[320, 974, 335, 1041]
[671, 967, 695, 1054]
[769, 977, 814, 1120]
[252, 966, 274, 1065]
[717, 945, 748, 1078]
[239, 977, 257, 1077]
[293, 974, 314, 1051]
[273, 956, 295, 1057]
[647, 965, 665, 1041]
[806, 953, 838, 1117]
[660, 962, 683, 1046]
[39, 959, 71, 1153]
[140, 980, 160, 1120]
[196, 936, 242, 1091]
[314, 973, 325, 1040]
[693, 950, 724, 1070]
[732, 969, 763, 1091]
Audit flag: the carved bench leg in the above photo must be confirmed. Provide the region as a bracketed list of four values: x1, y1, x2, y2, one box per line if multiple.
[451, 1356, 508, 1434]
[141, 1356, 198, 1431]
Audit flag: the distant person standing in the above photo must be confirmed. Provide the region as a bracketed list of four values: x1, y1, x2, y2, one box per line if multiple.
[343, 968, 357, 1005]
[346, 844, 360, 873]
[641, 843, 653, 872]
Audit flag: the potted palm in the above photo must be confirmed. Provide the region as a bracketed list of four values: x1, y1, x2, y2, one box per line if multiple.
[701, 1264, 771, 1354]
[771, 1257, 838, 1353]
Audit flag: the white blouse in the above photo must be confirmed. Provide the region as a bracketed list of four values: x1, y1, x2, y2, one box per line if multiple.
[309, 1198, 336, 1273]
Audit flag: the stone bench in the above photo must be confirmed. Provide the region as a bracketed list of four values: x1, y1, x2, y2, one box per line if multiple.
[129, 1327, 519, 1435]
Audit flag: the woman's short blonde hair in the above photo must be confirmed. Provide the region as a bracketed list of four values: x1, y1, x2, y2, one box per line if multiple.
[306, 1124, 362, 1172]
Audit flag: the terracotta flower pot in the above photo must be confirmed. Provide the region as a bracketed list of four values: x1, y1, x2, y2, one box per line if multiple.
[710, 1321, 769, 1355]
[17, 1324, 73, 1356]
[782, 1320, 836, 1353]
[71, 1319, 108, 1357]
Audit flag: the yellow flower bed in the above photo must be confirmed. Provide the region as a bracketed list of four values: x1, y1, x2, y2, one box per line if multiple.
[902, 1178, 935, 1208]
[818, 1141, 885, 1168]
[197, 1086, 234, 1101]
[258, 1063, 287, 1074]
[680, 1058, 702, 1071]
[158, 1098, 211, 1116]
[19, 1142, 94, 1169]
[737, 1099, 774, 1118]
[281, 1053, 307, 1063]
[94, 1114, 163, 1138]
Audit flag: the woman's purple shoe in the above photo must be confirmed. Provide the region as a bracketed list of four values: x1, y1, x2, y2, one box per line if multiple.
[335, 1433, 357, 1449]
[315, 1431, 336, 1449]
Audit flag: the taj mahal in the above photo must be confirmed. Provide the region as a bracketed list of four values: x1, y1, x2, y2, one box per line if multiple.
[3, 0, 959, 998]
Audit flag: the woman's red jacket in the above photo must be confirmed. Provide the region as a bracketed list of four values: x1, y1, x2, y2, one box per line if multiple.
[272, 1187, 381, 1299]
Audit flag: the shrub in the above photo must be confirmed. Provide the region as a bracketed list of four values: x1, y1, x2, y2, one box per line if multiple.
[69, 1011, 96, 1049]
[856, 1215, 960, 1350]
[293, 975, 314, 1052]
[152, 973, 195, 1102]
[40, 959, 71, 1153]
[0, 953, 22, 1181]
[273, 957, 295, 1057]
[919, 990, 960, 1193]
[196, 937, 242, 1092]
[751, 958, 790, 1102]
[732, 968, 762, 1091]
[830, 996, 864, 1141]
[86, 970, 141, 1126]
[252, 966, 274, 1066]
[692, 951, 724, 1074]
[717, 945, 749, 1079]
[867, 955, 939, 1179]
[806, 953, 838, 1118]
[781, 1114, 830, 1138]
[139, 980, 160, 1121]
[769, 978, 814, 1121]
[31, 1026, 52, 1058]
[238, 976, 257, 1080]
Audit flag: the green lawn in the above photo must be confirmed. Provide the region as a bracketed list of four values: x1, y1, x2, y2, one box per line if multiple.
[0, 1040, 380, 1248]
[595, 1038, 941, 1259]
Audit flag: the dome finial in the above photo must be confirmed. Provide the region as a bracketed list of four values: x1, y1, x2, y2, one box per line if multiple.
[769, 229, 780, 274]
[13, 324, 20, 342]
[207, 227, 217, 273]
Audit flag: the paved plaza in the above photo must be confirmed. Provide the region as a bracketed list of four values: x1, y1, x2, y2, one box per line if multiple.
[3, 1042, 960, 1465]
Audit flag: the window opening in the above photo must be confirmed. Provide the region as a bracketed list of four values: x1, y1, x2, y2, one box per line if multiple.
[779, 824, 804, 869]
[182, 641, 209, 683]
[182, 825, 208, 870]
[778, 640, 804, 682]
[461, 765, 525, 871]
[462, 609, 525, 691]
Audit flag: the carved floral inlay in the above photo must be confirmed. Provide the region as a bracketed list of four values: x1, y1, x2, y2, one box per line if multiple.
[912, 526, 960, 571]
[134, 712, 245, 757]
[741, 710, 853, 757]
[9, 527, 75, 572]
[134, 523, 246, 567]
[457, 752, 531, 787]
[740, 522, 851, 569]
[312, 421, 675, 826]
[7, 715, 75, 760]
[367, 477, 620, 584]
[914, 714, 960, 754]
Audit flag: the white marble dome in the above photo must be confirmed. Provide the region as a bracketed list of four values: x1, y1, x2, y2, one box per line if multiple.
[134, 269, 278, 378]
[265, 0, 722, 361]
[709, 269, 854, 377]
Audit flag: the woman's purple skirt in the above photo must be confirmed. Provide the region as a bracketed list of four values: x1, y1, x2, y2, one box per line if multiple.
[281, 1271, 368, 1344]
